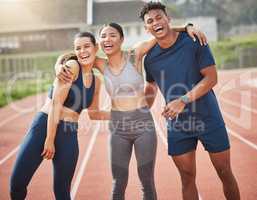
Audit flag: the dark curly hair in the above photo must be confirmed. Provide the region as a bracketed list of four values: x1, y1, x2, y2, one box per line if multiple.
[139, 1, 167, 21]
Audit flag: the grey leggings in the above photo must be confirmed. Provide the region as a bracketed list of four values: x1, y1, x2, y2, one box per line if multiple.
[108, 107, 157, 200]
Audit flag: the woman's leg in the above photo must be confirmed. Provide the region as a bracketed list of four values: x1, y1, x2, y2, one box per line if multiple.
[134, 111, 157, 200]
[52, 122, 79, 200]
[109, 133, 133, 200]
[10, 112, 47, 200]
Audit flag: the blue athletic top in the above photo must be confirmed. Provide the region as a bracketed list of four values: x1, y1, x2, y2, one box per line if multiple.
[144, 32, 225, 133]
[48, 64, 95, 114]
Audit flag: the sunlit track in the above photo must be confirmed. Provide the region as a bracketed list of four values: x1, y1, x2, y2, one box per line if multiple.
[227, 127, 257, 151]
[71, 122, 100, 199]
[0, 94, 46, 163]
[220, 89, 257, 108]
[0, 145, 20, 166]
[0, 93, 46, 128]
[220, 97, 257, 114]
[0, 112, 29, 128]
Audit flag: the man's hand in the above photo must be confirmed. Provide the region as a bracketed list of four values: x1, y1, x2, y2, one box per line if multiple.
[162, 99, 186, 119]
[186, 26, 207, 46]
[57, 65, 73, 83]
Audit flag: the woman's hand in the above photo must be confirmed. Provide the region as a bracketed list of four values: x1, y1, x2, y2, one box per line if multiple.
[41, 138, 55, 160]
[186, 26, 207, 46]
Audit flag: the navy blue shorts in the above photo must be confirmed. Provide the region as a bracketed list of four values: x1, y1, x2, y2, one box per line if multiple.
[167, 126, 230, 156]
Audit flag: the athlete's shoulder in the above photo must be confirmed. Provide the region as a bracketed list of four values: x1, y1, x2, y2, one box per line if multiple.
[177, 32, 193, 44]
[145, 43, 160, 62]
[180, 31, 201, 48]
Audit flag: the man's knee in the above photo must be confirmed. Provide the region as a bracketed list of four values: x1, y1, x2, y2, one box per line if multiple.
[178, 167, 196, 185]
[215, 166, 234, 181]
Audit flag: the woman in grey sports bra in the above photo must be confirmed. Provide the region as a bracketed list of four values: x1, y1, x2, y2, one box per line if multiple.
[96, 23, 206, 200]
[57, 23, 207, 200]
[98, 23, 158, 200]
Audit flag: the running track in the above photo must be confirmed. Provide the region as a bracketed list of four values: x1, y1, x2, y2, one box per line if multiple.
[0, 68, 257, 199]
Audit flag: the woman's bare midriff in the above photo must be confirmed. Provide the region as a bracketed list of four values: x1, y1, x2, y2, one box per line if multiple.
[111, 93, 148, 111]
[40, 98, 80, 122]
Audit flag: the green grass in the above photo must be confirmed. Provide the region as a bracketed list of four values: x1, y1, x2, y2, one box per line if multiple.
[0, 78, 52, 107]
[210, 33, 257, 68]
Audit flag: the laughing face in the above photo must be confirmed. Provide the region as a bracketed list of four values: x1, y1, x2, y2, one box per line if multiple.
[99, 26, 123, 56]
[74, 37, 97, 65]
[143, 9, 170, 39]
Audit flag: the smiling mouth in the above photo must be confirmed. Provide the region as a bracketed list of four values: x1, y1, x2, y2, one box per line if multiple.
[104, 44, 113, 50]
[80, 55, 90, 60]
[154, 26, 164, 33]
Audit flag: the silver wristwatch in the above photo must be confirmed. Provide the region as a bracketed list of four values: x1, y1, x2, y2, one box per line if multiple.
[179, 95, 190, 104]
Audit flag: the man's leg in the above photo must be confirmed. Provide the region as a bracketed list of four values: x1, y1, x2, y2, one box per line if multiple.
[200, 126, 240, 200]
[172, 150, 199, 200]
[209, 150, 240, 200]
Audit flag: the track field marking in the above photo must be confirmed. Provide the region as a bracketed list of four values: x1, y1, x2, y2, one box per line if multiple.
[0, 111, 31, 128]
[223, 89, 257, 99]
[220, 97, 257, 114]
[246, 78, 257, 88]
[227, 127, 257, 151]
[71, 122, 100, 200]
[0, 145, 20, 166]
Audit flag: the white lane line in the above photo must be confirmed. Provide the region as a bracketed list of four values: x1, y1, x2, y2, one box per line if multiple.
[152, 114, 204, 200]
[232, 89, 257, 98]
[0, 111, 31, 128]
[71, 122, 100, 200]
[246, 78, 257, 88]
[0, 145, 20, 165]
[0, 111, 33, 164]
[227, 127, 257, 151]
[0, 112, 34, 165]
[220, 97, 257, 114]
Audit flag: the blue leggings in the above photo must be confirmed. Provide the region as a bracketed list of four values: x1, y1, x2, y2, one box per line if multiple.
[10, 112, 79, 200]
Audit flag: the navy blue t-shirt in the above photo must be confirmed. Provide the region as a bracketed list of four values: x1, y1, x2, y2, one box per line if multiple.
[144, 32, 225, 134]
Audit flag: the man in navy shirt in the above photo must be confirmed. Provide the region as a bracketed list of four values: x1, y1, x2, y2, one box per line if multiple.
[140, 2, 240, 200]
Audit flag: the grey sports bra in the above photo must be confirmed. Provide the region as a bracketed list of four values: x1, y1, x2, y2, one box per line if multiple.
[103, 54, 144, 99]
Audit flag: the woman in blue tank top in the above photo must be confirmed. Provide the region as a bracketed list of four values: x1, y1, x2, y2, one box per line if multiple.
[9, 32, 110, 200]
[56, 24, 206, 200]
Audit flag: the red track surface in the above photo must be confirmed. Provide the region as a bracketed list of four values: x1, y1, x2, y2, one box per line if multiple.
[1, 68, 257, 200]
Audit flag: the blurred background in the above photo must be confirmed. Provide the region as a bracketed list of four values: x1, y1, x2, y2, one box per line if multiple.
[0, 0, 257, 107]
